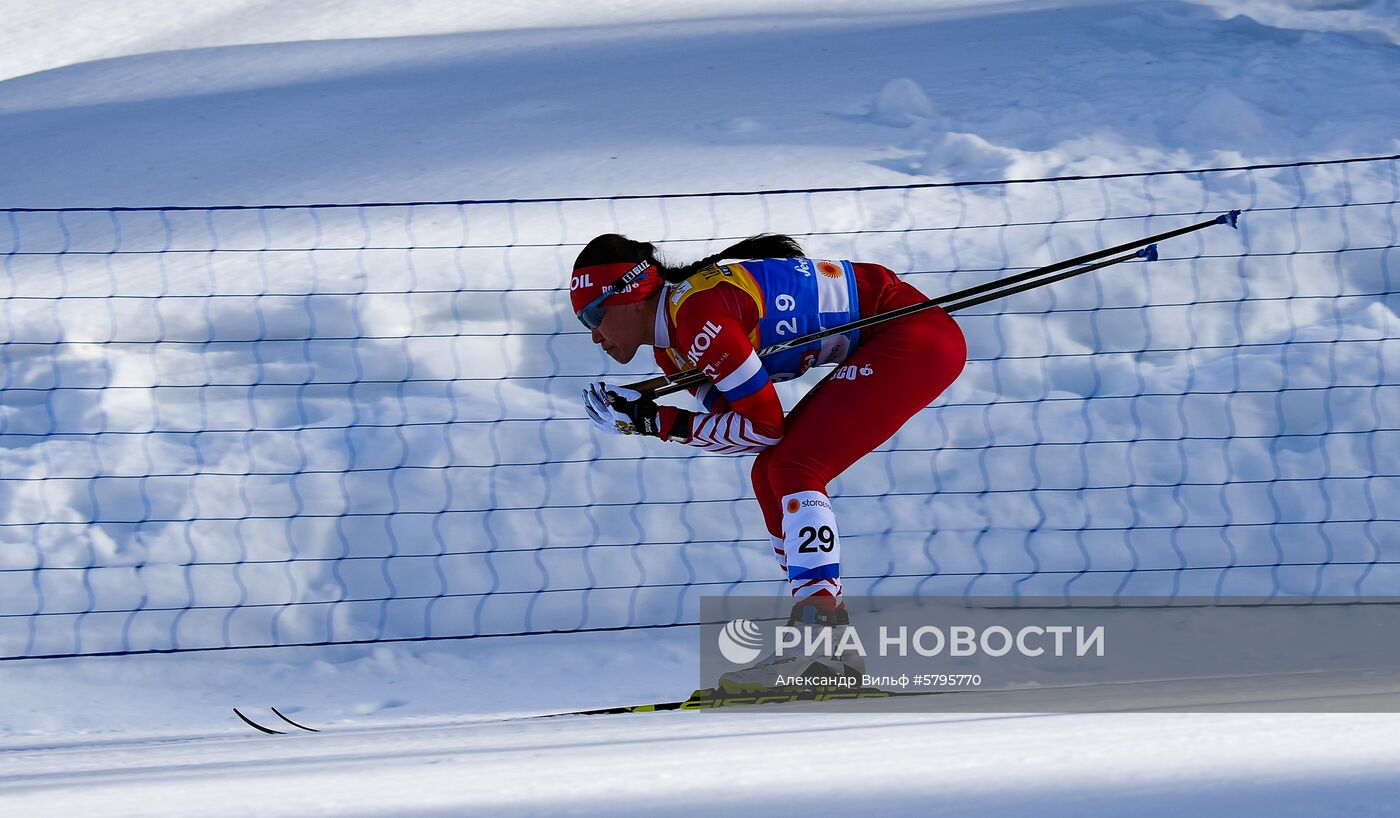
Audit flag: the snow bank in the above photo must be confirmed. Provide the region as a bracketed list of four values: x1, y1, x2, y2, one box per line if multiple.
[0, 0, 1397, 749]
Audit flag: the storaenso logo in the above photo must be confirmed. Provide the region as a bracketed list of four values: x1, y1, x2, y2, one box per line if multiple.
[717, 619, 764, 664]
[785, 496, 830, 513]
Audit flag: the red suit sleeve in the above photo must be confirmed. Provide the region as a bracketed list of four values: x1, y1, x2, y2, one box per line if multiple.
[659, 284, 786, 453]
[653, 347, 732, 414]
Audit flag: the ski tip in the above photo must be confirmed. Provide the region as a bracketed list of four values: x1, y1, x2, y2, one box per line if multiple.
[1217, 210, 1241, 229]
[270, 706, 320, 733]
[1137, 244, 1160, 262]
[233, 707, 284, 735]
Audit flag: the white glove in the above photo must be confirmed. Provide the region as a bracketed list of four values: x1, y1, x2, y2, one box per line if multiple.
[584, 381, 694, 440]
[583, 382, 646, 436]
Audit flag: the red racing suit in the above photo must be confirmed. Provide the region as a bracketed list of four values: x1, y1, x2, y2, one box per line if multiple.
[651, 258, 968, 543]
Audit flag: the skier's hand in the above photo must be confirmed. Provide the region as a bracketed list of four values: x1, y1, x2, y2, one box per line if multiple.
[583, 382, 660, 437]
[583, 382, 688, 440]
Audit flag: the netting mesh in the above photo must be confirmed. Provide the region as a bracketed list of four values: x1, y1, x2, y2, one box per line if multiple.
[1, 156, 1396, 658]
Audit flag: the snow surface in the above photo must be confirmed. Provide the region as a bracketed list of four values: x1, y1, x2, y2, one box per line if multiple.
[2, 0, 1400, 815]
[2, 0, 1397, 206]
[8, 707, 1400, 817]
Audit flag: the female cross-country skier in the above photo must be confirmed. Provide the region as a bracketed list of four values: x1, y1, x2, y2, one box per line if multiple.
[570, 233, 967, 688]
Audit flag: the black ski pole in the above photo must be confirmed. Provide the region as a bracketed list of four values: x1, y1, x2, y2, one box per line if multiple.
[626, 210, 1239, 399]
[941, 244, 1156, 314]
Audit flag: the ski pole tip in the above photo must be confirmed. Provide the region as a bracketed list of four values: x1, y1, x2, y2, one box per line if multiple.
[1137, 244, 1159, 262]
[1217, 210, 1241, 229]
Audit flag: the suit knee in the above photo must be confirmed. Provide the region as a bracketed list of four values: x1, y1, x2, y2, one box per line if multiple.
[767, 456, 829, 500]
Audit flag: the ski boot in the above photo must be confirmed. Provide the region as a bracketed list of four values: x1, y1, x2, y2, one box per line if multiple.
[717, 597, 865, 694]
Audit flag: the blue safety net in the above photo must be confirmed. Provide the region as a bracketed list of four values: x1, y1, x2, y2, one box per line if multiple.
[1, 155, 1396, 659]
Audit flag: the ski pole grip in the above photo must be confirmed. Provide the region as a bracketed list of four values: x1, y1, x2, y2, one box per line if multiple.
[629, 372, 676, 398]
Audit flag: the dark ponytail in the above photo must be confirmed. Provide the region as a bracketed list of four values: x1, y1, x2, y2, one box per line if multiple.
[574, 232, 804, 284]
[665, 234, 804, 282]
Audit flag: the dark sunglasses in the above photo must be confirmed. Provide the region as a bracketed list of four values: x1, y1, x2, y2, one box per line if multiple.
[576, 261, 653, 330]
[577, 289, 612, 330]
